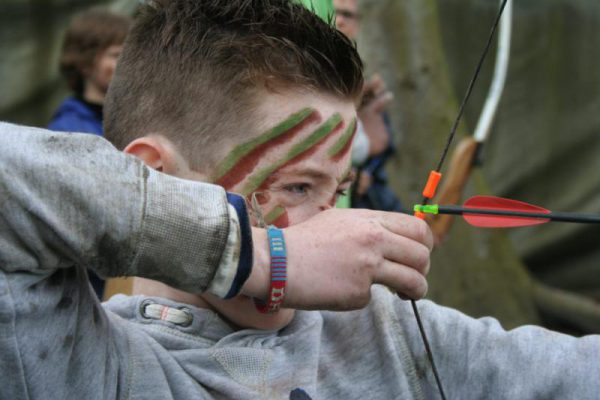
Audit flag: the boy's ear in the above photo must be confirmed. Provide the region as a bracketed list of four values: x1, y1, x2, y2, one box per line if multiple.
[124, 136, 188, 175]
[124, 137, 164, 170]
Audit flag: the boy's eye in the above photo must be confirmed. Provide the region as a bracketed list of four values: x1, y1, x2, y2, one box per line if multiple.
[268, 183, 349, 208]
[283, 183, 311, 196]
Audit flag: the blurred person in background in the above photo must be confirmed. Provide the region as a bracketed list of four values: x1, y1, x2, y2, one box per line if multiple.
[48, 9, 130, 136]
[334, 0, 403, 212]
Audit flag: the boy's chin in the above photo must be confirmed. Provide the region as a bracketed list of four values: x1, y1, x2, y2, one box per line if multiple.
[241, 305, 296, 331]
[202, 294, 296, 331]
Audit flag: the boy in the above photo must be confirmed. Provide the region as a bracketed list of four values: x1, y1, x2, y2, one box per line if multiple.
[1, 1, 598, 399]
[48, 9, 130, 136]
[103, 0, 600, 397]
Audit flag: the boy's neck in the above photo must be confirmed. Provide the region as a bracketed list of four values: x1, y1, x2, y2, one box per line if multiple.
[130, 277, 214, 309]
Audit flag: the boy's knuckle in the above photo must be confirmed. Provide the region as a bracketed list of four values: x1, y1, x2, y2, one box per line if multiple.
[416, 220, 434, 249]
[415, 279, 428, 299]
[414, 246, 431, 273]
[412, 220, 427, 241]
[360, 252, 379, 273]
[404, 273, 427, 299]
[362, 225, 385, 247]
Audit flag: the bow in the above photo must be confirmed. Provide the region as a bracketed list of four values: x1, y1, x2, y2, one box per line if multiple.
[428, 0, 513, 243]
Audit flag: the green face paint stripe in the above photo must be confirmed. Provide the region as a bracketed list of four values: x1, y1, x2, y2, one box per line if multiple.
[327, 118, 357, 158]
[241, 113, 343, 195]
[264, 206, 286, 224]
[212, 107, 314, 181]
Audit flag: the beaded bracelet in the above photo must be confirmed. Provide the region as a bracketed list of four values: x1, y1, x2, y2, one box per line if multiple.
[254, 226, 287, 314]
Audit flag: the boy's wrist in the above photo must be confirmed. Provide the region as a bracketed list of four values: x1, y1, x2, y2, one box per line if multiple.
[240, 227, 271, 299]
[254, 226, 287, 313]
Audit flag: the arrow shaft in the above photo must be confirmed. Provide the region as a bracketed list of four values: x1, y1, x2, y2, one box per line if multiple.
[439, 205, 600, 224]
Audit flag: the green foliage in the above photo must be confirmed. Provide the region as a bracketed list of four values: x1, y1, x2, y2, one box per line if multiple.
[295, 0, 335, 24]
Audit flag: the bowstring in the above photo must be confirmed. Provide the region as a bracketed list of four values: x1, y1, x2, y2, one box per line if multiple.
[432, 0, 509, 180]
[412, 1, 510, 399]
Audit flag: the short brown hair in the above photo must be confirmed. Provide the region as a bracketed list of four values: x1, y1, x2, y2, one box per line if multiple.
[60, 9, 131, 95]
[104, 0, 363, 172]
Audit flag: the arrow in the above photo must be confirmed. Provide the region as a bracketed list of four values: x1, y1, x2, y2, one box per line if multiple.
[414, 195, 600, 228]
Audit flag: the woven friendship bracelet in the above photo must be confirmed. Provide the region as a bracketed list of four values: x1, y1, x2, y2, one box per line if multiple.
[254, 226, 287, 314]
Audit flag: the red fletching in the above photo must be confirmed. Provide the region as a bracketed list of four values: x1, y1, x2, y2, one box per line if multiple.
[463, 195, 551, 228]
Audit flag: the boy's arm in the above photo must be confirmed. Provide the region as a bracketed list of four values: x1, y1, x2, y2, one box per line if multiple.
[1, 122, 432, 309]
[0, 122, 244, 294]
[0, 122, 253, 399]
[400, 299, 600, 399]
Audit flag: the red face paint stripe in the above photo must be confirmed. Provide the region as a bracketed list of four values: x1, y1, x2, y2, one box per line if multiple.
[213, 108, 317, 189]
[327, 118, 357, 160]
[241, 113, 344, 195]
[271, 212, 290, 228]
[267, 207, 290, 228]
[264, 205, 286, 225]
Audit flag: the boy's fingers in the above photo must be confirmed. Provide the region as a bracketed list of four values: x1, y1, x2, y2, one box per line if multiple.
[374, 260, 429, 300]
[379, 212, 434, 252]
[379, 234, 431, 276]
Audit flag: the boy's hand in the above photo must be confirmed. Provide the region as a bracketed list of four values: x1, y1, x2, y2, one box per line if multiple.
[244, 209, 433, 310]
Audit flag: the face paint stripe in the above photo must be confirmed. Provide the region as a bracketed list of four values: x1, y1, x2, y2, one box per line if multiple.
[271, 211, 290, 228]
[216, 111, 320, 189]
[212, 108, 315, 185]
[327, 118, 357, 159]
[241, 113, 343, 195]
[213, 107, 313, 180]
[264, 205, 286, 225]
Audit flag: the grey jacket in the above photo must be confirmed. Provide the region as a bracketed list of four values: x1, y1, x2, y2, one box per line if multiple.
[1, 123, 599, 400]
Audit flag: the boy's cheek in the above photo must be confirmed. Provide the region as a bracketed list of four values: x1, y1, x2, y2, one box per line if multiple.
[279, 205, 322, 227]
[263, 204, 292, 228]
[270, 208, 291, 228]
[248, 199, 321, 228]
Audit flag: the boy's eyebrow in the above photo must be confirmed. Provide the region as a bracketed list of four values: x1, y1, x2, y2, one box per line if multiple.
[276, 166, 355, 184]
[277, 167, 331, 182]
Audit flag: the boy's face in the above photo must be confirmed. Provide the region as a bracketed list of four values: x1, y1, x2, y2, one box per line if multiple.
[127, 89, 356, 330]
[201, 90, 357, 329]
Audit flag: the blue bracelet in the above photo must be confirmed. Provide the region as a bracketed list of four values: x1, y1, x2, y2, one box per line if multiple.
[255, 226, 287, 313]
